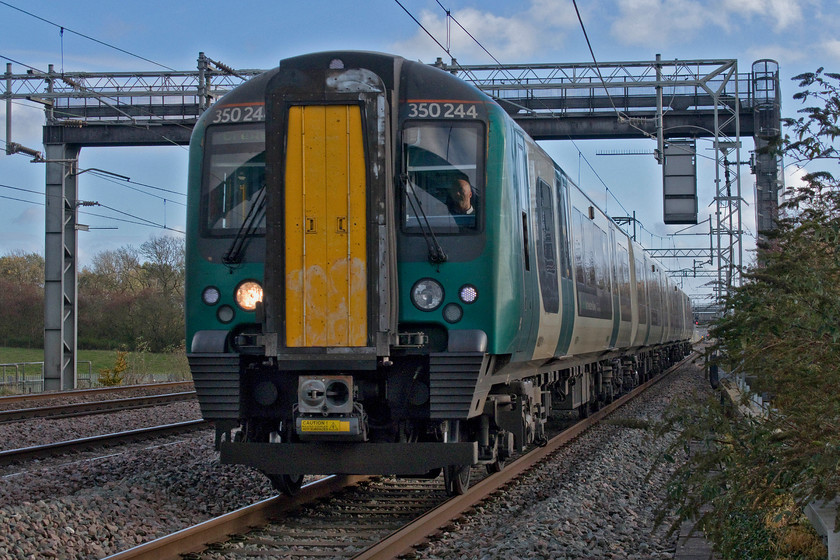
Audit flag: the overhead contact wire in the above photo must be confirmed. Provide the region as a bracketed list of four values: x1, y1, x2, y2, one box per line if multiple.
[0, 1, 176, 71]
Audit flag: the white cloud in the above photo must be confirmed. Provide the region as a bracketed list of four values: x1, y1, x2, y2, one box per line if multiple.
[2, 102, 46, 150]
[609, 0, 710, 46]
[527, 0, 580, 29]
[609, 0, 809, 46]
[389, 1, 579, 64]
[725, 0, 804, 31]
[743, 44, 807, 66]
[824, 39, 840, 62]
[782, 164, 808, 197]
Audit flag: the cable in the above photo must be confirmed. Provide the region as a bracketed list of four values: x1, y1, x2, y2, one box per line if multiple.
[0, 182, 45, 197]
[0, 168, 185, 211]
[571, 0, 618, 115]
[393, 0, 452, 57]
[86, 171, 186, 206]
[570, 0, 657, 143]
[0, 53, 43, 72]
[435, 1, 504, 70]
[0, 181, 183, 232]
[80, 208, 184, 234]
[0, 193, 43, 205]
[394, 0, 669, 251]
[0, 1, 176, 71]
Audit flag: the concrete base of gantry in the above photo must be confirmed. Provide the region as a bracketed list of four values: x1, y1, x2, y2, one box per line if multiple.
[806, 499, 840, 559]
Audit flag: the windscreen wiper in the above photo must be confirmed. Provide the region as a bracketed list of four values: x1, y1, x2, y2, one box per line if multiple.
[222, 186, 266, 267]
[401, 174, 447, 264]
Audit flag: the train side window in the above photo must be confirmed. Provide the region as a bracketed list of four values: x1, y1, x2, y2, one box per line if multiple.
[573, 209, 586, 287]
[536, 178, 559, 313]
[648, 262, 661, 326]
[572, 208, 610, 319]
[554, 172, 572, 279]
[618, 244, 631, 322]
[636, 256, 648, 324]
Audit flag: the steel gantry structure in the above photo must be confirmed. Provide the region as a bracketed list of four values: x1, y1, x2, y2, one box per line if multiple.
[3, 53, 781, 389]
[446, 56, 782, 298]
[3, 53, 263, 390]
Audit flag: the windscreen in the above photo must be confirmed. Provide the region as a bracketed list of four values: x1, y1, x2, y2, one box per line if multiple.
[402, 121, 484, 234]
[202, 125, 266, 236]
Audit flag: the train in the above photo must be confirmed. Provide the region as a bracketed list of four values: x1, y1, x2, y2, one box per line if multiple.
[185, 51, 694, 496]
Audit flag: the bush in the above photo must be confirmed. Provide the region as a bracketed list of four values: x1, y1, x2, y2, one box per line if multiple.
[654, 68, 840, 559]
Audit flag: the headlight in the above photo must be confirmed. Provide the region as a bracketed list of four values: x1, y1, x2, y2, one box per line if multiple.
[202, 286, 221, 305]
[411, 278, 444, 311]
[235, 281, 263, 311]
[459, 284, 478, 304]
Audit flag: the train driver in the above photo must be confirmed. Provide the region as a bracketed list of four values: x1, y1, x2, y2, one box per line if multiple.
[447, 177, 477, 216]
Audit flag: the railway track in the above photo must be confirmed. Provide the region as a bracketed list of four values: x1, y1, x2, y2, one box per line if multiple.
[0, 391, 197, 422]
[103, 353, 695, 560]
[0, 381, 193, 406]
[0, 419, 209, 467]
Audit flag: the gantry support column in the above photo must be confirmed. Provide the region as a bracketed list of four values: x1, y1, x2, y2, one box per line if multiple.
[751, 60, 783, 241]
[44, 143, 81, 391]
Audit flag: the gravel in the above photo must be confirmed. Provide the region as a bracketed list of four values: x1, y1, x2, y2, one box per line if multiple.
[0, 358, 709, 559]
[0, 401, 202, 451]
[411, 357, 709, 560]
[0, 398, 275, 559]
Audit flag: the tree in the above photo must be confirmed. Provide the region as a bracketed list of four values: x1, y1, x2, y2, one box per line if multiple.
[139, 235, 185, 300]
[77, 235, 185, 351]
[80, 246, 143, 295]
[0, 250, 45, 287]
[0, 251, 45, 347]
[656, 69, 839, 559]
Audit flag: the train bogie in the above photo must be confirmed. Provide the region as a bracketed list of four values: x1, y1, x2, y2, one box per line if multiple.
[184, 51, 693, 495]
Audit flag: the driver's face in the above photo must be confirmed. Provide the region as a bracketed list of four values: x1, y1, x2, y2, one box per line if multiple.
[450, 180, 472, 211]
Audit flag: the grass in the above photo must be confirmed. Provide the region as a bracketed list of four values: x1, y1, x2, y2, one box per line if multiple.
[0, 346, 191, 386]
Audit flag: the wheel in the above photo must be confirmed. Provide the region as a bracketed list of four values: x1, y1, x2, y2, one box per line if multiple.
[486, 457, 504, 474]
[486, 439, 505, 473]
[444, 464, 471, 495]
[268, 474, 304, 497]
[578, 402, 590, 419]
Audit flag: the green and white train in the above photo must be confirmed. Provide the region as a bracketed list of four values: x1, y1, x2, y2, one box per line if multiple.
[185, 51, 693, 496]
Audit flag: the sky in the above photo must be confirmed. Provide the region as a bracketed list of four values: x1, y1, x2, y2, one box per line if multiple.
[1, 0, 837, 303]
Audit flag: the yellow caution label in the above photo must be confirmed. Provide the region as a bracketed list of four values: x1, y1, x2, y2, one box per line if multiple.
[300, 419, 351, 433]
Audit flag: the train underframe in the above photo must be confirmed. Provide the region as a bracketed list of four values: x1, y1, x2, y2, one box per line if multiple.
[191, 340, 691, 496]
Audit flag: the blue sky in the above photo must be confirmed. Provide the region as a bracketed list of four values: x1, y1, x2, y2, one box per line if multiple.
[1, 0, 837, 300]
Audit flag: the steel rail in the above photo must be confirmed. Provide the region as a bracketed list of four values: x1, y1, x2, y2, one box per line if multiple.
[0, 381, 193, 405]
[353, 352, 698, 560]
[101, 475, 371, 560]
[0, 419, 209, 467]
[0, 391, 197, 422]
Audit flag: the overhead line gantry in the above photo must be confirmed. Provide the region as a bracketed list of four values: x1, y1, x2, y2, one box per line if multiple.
[2, 53, 781, 390]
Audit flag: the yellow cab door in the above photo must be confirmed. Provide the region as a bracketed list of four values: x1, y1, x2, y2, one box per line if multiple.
[284, 104, 367, 347]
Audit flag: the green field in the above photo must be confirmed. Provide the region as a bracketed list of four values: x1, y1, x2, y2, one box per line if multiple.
[0, 347, 191, 387]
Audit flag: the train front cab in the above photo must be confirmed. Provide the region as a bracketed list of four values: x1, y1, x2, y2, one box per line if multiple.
[211, 53, 497, 495]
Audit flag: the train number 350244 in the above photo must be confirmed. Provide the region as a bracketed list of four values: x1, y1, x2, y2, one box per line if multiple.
[211, 104, 266, 124]
[407, 102, 479, 119]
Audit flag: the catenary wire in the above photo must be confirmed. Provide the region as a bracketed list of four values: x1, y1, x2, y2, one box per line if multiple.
[0, 1, 176, 71]
[396, 0, 674, 250]
[0, 181, 183, 232]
